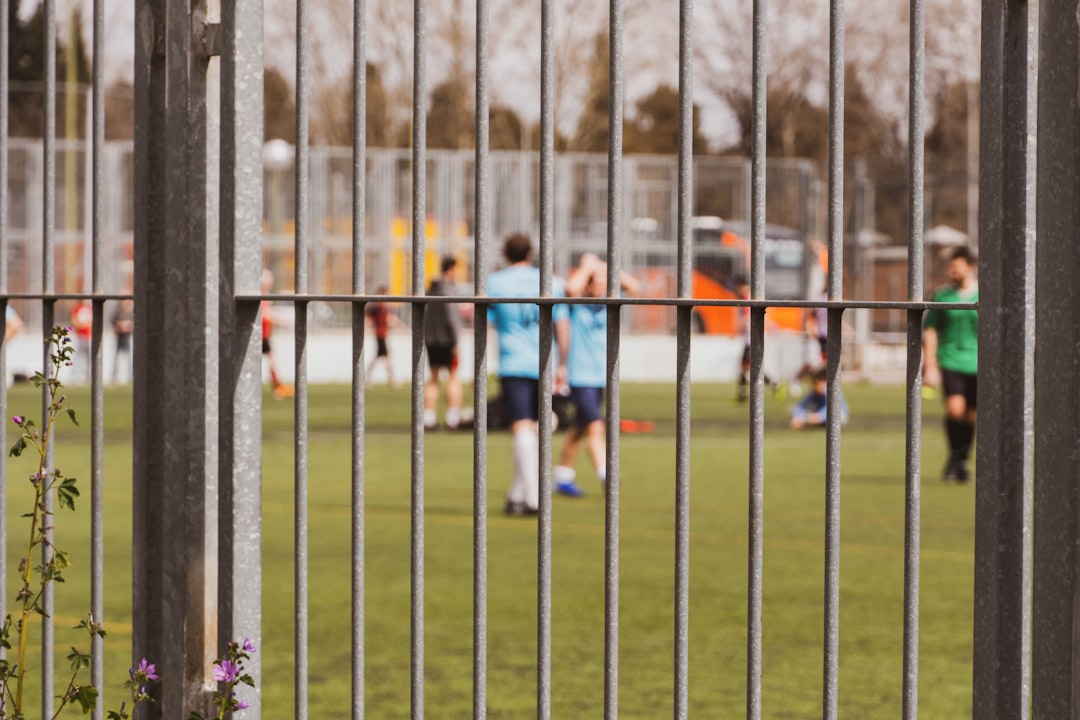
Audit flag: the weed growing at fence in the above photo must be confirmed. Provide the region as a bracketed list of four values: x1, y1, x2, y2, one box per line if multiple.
[189, 638, 256, 720]
[2, 327, 156, 720]
[107, 659, 157, 720]
[2, 326, 99, 718]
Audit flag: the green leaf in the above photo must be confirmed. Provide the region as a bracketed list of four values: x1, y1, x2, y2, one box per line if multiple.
[66, 408, 79, 426]
[67, 646, 91, 671]
[189, 713, 206, 720]
[240, 674, 255, 687]
[73, 683, 99, 713]
[31, 371, 46, 387]
[8, 437, 26, 457]
[57, 479, 80, 511]
[106, 711, 124, 720]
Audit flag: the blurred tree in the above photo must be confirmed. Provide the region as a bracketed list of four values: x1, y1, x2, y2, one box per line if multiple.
[489, 104, 523, 150]
[719, 81, 829, 161]
[571, 32, 610, 152]
[104, 81, 134, 140]
[925, 80, 971, 157]
[264, 67, 297, 142]
[8, 1, 90, 137]
[312, 62, 396, 147]
[427, 76, 474, 149]
[623, 84, 709, 155]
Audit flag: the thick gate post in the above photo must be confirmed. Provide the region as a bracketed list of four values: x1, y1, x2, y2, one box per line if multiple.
[219, 0, 264, 713]
[1033, 0, 1080, 716]
[132, 0, 222, 715]
[972, 1, 1037, 718]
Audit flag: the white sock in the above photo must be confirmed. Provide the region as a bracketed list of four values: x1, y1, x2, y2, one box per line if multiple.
[597, 466, 607, 484]
[511, 427, 539, 508]
[446, 407, 461, 428]
[554, 465, 576, 485]
[423, 409, 437, 428]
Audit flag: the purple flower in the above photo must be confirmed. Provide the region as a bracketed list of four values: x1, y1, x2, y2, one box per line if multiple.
[11, 415, 23, 426]
[235, 698, 250, 711]
[213, 660, 240, 684]
[242, 637, 256, 654]
[130, 658, 158, 682]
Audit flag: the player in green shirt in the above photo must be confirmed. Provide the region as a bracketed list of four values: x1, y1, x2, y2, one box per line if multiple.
[923, 246, 978, 482]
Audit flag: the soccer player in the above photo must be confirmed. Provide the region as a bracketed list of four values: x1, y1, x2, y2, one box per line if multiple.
[424, 256, 464, 429]
[788, 367, 849, 429]
[554, 253, 639, 498]
[261, 269, 294, 399]
[923, 245, 979, 482]
[488, 233, 570, 516]
[365, 286, 403, 388]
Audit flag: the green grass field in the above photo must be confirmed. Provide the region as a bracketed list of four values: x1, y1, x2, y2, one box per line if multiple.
[5, 380, 974, 718]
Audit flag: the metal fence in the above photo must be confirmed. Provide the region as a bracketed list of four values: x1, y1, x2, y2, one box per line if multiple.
[1, 140, 824, 335]
[0, 136, 967, 377]
[0, 0, 1075, 717]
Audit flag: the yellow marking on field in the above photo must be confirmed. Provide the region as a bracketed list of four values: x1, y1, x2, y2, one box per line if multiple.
[49, 616, 133, 636]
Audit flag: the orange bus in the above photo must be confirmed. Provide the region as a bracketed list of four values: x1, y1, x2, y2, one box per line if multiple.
[635, 217, 823, 335]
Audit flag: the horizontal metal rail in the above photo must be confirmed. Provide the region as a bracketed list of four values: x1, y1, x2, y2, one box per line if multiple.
[238, 293, 975, 312]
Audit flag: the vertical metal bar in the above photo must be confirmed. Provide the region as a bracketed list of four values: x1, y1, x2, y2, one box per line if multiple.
[410, 0, 427, 716]
[351, 295, 366, 720]
[823, 0, 844, 717]
[972, 1, 1036, 717]
[39, 304, 56, 715]
[746, 305, 764, 720]
[131, 0, 165, 707]
[673, 0, 693, 713]
[89, 0, 105, 711]
[0, 0, 9, 675]
[537, 305, 554, 720]
[219, 0, 264, 708]
[673, 303, 691, 720]
[899, 0, 924, 717]
[294, 302, 309, 720]
[537, 0, 555, 715]
[471, 303, 489, 720]
[90, 298, 104, 720]
[603, 303, 621, 720]
[603, 0, 623, 716]
[823, 311, 843, 720]
[41, 0, 56, 709]
[473, 0, 490, 713]
[747, 1, 766, 718]
[351, 0, 367, 714]
[294, 0, 311, 712]
[410, 301, 427, 720]
[1031, 0, 1078, 715]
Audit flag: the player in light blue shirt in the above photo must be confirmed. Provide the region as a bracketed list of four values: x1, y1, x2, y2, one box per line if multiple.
[487, 233, 570, 515]
[554, 253, 640, 498]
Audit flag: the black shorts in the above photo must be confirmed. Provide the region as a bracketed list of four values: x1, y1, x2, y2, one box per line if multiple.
[941, 368, 977, 409]
[569, 386, 603, 427]
[500, 376, 538, 424]
[262, 338, 271, 355]
[426, 344, 457, 371]
[376, 338, 389, 357]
